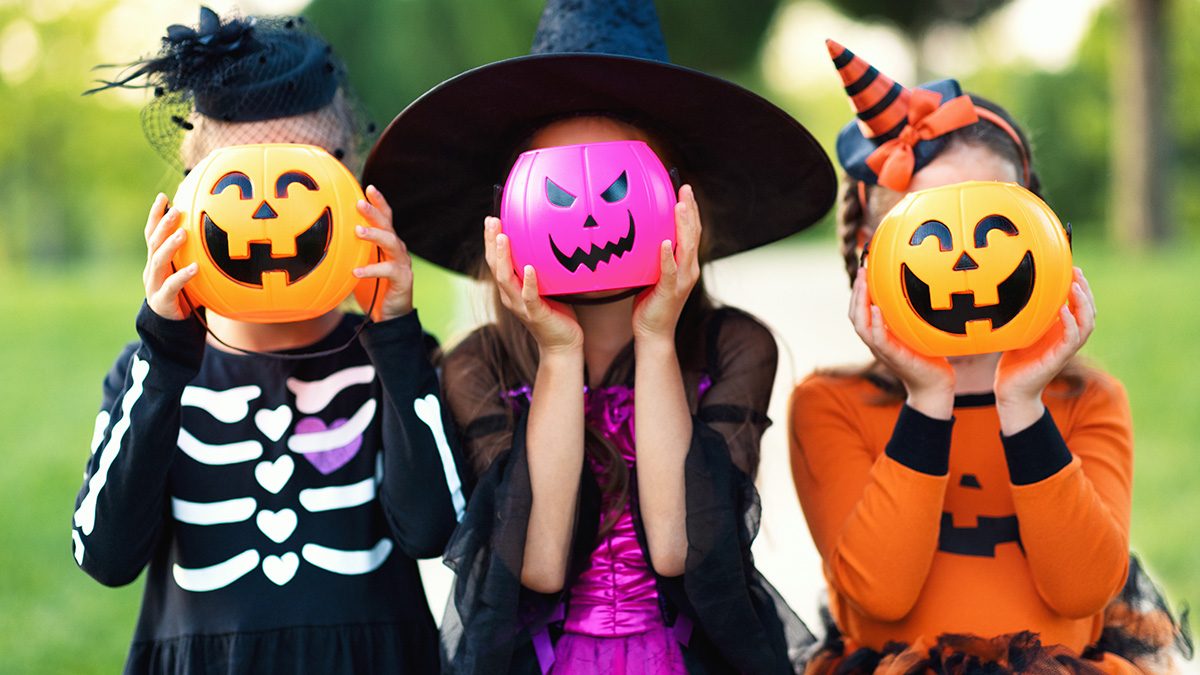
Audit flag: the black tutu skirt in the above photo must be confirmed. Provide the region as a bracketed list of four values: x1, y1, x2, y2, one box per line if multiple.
[801, 556, 1191, 675]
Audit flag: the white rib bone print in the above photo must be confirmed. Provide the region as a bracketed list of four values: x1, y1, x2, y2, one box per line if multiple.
[171, 376, 392, 592]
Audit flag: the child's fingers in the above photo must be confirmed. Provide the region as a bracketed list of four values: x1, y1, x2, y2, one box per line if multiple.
[674, 185, 701, 270]
[147, 207, 182, 256]
[657, 240, 678, 294]
[1070, 281, 1095, 340]
[352, 260, 400, 280]
[483, 217, 500, 270]
[1059, 303, 1081, 351]
[149, 228, 187, 287]
[494, 233, 525, 308]
[355, 224, 407, 263]
[520, 265, 545, 318]
[145, 194, 168, 240]
[850, 275, 871, 340]
[365, 185, 393, 224]
[868, 305, 888, 351]
[156, 262, 198, 300]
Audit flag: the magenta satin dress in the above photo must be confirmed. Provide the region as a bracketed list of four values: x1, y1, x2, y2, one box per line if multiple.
[550, 386, 687, 675]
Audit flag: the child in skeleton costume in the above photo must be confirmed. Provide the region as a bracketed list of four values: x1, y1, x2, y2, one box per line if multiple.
[788, 41, 1193, 674]
[73, 9, 466, 673]
[362, 1, 835, 672]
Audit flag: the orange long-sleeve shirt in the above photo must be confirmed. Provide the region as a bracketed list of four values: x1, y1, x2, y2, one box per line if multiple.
[789, 371, 1133, 653]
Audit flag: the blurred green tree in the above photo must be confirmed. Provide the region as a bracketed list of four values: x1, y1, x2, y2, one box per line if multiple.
[826, 0, 1012, 77]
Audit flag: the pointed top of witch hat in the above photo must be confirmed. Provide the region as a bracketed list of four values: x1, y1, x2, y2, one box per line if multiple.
[531, 0, 669, 61]
[827, 39, 978, 190]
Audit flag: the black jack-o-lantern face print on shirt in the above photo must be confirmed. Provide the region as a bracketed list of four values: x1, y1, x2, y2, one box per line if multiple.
[865, 181, 1073, 357]
[171, 144, 376, 324]
[500, 140, 678, 296]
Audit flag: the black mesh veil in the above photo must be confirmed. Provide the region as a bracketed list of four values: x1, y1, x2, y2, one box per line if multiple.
[87, 7, 375, 173]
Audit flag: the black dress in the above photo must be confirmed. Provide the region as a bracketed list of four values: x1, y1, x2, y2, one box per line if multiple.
[439, 307, 813, 674]
[72, 304, 468, 674]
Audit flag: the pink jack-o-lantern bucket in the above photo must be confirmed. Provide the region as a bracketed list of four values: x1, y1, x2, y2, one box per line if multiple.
[500, 140, 678, 296]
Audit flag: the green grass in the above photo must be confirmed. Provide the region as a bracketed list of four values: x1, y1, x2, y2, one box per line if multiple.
[1075, 244, 1200, 616]
[0, 245, 1195, 673]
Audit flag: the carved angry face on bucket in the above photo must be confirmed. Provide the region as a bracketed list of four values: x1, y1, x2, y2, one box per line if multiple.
[866, 181, 1073, 357]
[172, 144, 374, 323]
[500, 140, 677, 296]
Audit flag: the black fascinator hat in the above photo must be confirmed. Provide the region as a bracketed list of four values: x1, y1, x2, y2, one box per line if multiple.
[88, 6, 373, 170]
[363, 0, 836, 274]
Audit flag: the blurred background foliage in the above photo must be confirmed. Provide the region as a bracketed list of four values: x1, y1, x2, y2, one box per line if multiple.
[1, 0, 1197, 671]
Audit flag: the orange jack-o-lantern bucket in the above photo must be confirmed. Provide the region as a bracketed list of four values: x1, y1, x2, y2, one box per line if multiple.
[865, 181, 1073, 357]
[172, 143, 375, 323]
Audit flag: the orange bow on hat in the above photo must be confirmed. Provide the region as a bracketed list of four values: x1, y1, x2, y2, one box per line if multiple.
[865, 89, 978, 191]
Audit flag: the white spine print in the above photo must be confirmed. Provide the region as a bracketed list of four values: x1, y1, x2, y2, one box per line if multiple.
[299, 476, 376, 513]
[178, 428, 263, 465]
[173, 550, 260, 592]
[301, 538, 393, 575]
[89, 411, 110, 455]
[286, 399, 376, 454]
[74, 354, 150, 535]
[286, 365, 376, 414]
[72, 529, 85, 565]
[412, 394, 466, 522]
[180, 384, 261, 423]
[171, 496, 257, 525]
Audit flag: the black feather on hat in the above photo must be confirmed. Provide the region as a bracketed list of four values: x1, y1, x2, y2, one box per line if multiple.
[364, 0, 836, 274]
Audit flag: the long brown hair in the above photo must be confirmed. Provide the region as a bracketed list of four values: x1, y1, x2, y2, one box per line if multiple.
[831, 94, 1090, 400]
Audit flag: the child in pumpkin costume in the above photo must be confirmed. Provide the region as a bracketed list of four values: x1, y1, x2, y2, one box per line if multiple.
[788, 41, 1192, 674]
[363, 1, 833, 672]
[73, 9, 466, 673]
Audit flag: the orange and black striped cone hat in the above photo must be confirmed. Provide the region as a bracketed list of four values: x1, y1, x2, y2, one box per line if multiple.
[829, 39, 980, 189]
[827, 39, 911, 141]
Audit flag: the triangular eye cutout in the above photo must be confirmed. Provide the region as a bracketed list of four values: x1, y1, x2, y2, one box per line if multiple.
[545, 178, 576, 207]
[600, 171, 628, 203]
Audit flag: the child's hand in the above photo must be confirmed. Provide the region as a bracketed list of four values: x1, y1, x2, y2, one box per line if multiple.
[995, 267, 1095, 434]
[849, 269, 956, 419]
[631, 184, 702, 344]
[484, 216, 583, 355]
[353, 185, 414, 321]
[143, 194, 197, 321]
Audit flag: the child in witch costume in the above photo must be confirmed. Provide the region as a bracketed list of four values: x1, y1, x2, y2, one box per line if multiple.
[362, 1, 835, 673]
[788, 41, 1192, 674]
[74, 9, 466, 673]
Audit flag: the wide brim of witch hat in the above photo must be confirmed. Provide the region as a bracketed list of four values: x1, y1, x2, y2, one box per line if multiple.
[364, 55, 835, 275]
[827, 39, 968, 187]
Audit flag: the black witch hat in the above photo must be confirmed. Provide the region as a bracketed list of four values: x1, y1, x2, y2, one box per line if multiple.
[363, 0, 836, 274]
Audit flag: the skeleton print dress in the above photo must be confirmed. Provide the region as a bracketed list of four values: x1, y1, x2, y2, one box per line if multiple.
[72, 304, 467, 674]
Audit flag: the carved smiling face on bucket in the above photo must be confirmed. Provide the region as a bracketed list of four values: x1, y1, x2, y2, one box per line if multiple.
[172, 144, 374, 323]
[500, 140, 677, 296]
[866, 181, 1073, 357]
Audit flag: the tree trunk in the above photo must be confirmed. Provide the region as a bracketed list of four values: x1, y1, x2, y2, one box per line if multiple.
[1112, 0, 1170, 247]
